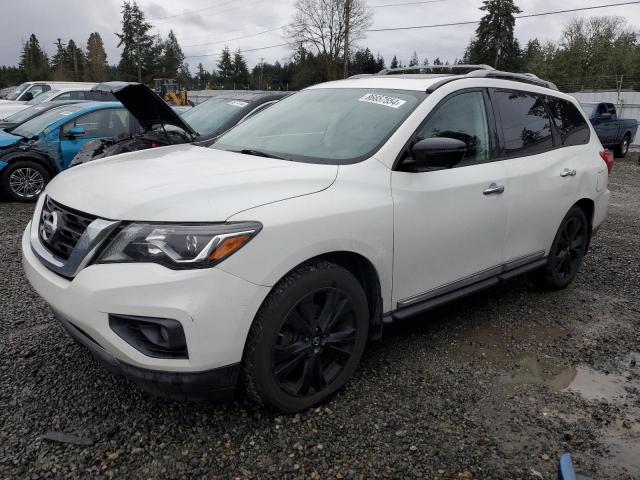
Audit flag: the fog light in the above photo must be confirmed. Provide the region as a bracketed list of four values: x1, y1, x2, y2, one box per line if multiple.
[109, 314, 188, 359]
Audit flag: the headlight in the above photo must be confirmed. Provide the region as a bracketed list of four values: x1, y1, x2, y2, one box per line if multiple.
[96, 222, 261, 269]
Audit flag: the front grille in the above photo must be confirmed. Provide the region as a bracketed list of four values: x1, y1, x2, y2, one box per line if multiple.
[39, 196, 96, 261]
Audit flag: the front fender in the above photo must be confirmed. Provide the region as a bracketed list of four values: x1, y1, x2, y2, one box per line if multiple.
[221, 160, 395, 312]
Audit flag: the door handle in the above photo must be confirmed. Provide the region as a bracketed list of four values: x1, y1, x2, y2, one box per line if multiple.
[560, 168, 577, 177]
[483, 183, 505, 195]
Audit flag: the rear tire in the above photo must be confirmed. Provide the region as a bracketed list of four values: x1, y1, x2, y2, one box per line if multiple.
[0, 160, 51, 202]
[531, 206, 590, 290]
[242, 260, 369, 412]
[614, 134, 630, 158]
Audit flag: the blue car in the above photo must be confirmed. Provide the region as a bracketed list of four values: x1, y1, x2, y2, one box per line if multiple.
[0, 102, 138, 201]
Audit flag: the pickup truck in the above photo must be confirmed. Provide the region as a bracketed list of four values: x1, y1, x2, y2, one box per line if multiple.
[580, 102, 638, 157]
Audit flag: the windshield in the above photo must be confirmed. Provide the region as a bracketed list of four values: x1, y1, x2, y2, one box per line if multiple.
[26, 90, 59, 105]
[12, 104, 85, 138]
[6, 83, 29, 101]
[4, 104, 53, 124]
[167, 97, 253, 136]
[214, 88, 424, 164]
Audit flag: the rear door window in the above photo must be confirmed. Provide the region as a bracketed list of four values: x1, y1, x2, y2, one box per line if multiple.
[546, 97, 590, 146]
[61, 109, 131, 138]
[492, 90, 553, 157]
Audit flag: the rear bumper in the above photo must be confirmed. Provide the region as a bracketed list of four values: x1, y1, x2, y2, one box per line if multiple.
[56, 311, 240, 401]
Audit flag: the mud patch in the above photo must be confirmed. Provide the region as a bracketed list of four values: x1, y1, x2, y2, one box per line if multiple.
[501, 353, 575, 389]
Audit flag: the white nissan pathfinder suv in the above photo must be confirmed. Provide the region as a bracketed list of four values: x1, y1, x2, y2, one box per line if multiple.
[22, 66, 611, 412]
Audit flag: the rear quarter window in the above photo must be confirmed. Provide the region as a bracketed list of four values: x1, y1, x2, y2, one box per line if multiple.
[493, 90, 553, 158]
[546, 97, 590, 146]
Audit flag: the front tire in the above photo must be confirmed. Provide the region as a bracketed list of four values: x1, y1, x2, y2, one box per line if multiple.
[242, 261, 369, 412]
[531, 206, 590, 290]
[0, 160, 51, 202]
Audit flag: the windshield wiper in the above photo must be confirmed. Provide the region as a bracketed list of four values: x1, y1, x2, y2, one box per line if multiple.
[237, 149, 289, 160]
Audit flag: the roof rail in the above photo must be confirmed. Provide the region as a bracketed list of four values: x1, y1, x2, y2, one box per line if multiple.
[377, 64, 494, 75]
[465, 70, 558, 90]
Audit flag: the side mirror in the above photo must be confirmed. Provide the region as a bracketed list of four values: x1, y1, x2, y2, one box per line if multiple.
[65, 126, 86, 138]
[598, 112, 612, 120]
[22, 92, 34, 102]
[411, 137, 467, 170]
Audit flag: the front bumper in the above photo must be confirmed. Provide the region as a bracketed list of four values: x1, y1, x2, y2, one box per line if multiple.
[22, 222, 271, 395]
[55, 311, 239, 400]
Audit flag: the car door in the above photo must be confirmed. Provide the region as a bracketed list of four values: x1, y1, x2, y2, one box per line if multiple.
[391, 89, 509, 309]
[59, 108, 130, 168]
[491, 89, 580, 265]
[594, 103, 618, 146]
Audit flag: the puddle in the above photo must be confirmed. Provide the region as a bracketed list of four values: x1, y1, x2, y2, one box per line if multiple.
[566, 367, 630, 403]
[562, 356, 640, 477]
[502, 353, 575, 389]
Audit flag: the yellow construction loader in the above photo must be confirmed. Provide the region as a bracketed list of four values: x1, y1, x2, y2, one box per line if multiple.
[152, 78, 189, 106]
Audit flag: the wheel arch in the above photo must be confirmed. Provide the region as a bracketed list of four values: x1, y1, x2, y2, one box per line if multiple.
[574, 198, 595, 253]
[2, 152, 57, 177]
[257, 251, 385, 342]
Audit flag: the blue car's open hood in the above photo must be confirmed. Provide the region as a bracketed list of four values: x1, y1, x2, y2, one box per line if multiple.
[0, 129, 21, 148]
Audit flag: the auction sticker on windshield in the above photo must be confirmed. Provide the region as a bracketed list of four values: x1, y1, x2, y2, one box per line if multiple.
[228, 100, 249, 108]
[358, 93, 406, 109]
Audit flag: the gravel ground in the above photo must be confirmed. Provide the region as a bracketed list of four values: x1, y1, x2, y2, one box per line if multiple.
[1, 157, 639, 479]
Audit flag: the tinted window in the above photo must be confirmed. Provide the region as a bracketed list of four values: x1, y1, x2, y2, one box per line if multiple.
[493, 91, 553, 157]
[546, 97, 590, 146]
[596, 104, 608, 117]
[415, 90, 490, 165]
[61, 108, 130, 138]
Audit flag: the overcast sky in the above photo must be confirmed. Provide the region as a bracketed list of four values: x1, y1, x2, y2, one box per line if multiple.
[1, 0, 638, 73]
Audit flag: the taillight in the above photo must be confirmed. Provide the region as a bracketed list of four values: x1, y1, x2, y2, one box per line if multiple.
[599, 150, 614, 174]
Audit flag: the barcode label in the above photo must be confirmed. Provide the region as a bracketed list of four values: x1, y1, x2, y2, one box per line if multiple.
[358, 93, 406, 109]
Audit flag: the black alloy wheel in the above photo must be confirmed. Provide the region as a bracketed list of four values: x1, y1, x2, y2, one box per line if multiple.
[531, 206, 589, 290]
[242, 261, 369, 412]
[552, 214, 587, 282]
[273, 288, 357, 397]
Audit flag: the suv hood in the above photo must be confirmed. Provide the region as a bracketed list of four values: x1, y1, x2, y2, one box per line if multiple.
[46, 144, 338, 221]
[92, 82, 196, 135]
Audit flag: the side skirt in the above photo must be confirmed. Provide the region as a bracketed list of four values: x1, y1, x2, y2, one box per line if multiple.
[384, 256, 547, 324]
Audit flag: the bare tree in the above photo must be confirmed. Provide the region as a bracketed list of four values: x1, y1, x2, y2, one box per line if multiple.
[285, 0, 372, 80]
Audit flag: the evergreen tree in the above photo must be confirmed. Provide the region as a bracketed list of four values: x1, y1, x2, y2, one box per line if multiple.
[86, 32, 108, 82]
[232, 49, 250, 87]
[51, 39, 69, 80]
[160, 30, 185, 77]
[433, 57, 443, 65]
[467, 0, 522, 70]
[216, 46, 234, 86]
[422, 57, 429, 66]
[351, 48, 379, 75]
[116, 1, 154, 82]
[177, 63, 192, 89]
[19, 34, 50, 80]
[408, 51, 419, 67]
[390, 55, 399, 69]
[65, 39, 85, 81]
[375, 53, 385, 71]
[195, 62, 211, 89]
